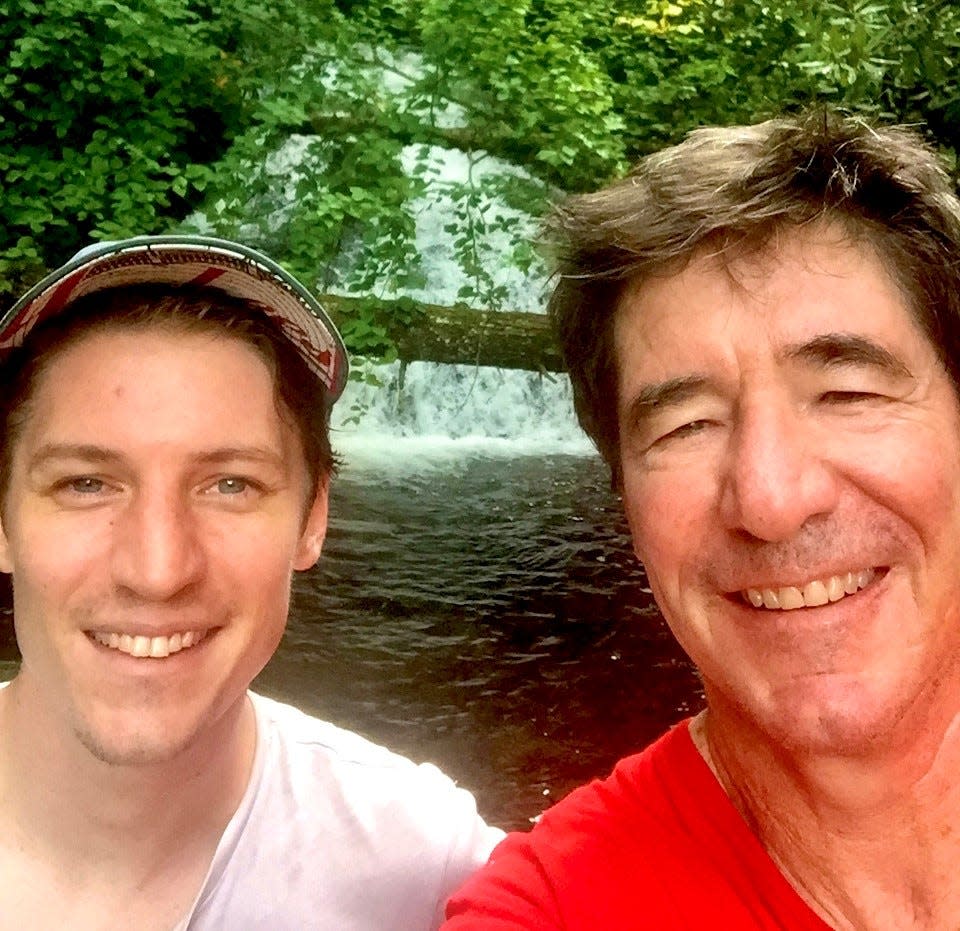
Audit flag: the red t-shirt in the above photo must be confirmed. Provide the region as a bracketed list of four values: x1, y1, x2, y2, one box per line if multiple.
[444, 721, 833, 929]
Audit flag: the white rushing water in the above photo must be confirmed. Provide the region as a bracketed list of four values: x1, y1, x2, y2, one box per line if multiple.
[326, 139, 590, 460]
[333, 358, 592, 468]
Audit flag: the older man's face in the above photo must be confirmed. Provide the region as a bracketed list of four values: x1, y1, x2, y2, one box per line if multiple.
[615, 225, 960, 755]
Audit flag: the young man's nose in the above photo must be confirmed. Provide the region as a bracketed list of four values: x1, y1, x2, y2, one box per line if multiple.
[111, 489, 205, 599]
[718, 398, 839, 542]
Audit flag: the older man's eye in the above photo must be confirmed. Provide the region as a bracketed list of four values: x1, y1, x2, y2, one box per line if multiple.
[677, 420, 710, 435]
[819, 390, 882, 404]
[662, 419, 713, 441]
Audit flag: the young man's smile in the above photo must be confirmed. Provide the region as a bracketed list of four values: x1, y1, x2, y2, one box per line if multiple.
[88, 627, 211, 658]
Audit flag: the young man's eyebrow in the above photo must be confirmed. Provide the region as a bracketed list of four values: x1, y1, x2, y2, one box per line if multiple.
[26, 444, 286, 470]
[193, 447, 287, 469]
[783, 332, 913, 378]
[27, 444, 121, 470]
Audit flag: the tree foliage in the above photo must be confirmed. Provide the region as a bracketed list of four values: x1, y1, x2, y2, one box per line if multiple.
[3, 0, 959, 358]
[0, 0, 233, 288]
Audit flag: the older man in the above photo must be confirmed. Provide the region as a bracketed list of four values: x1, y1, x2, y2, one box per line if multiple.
[0, 236, 501, 929]
[444, 111, 960, 929]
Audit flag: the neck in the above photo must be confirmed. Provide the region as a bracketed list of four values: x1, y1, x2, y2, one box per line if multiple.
[0, 675, 256, 880]
[692, 703, 960, 930]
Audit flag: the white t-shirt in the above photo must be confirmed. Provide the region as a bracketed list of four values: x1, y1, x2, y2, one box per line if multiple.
[176, 692, 503, 930]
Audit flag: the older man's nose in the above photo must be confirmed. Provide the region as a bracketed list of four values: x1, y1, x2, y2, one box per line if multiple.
[718, 400, 839, 542]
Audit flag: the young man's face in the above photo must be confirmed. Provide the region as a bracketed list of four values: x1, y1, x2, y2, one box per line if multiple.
[615, 225, 960, 756]
[0, 327, 328, 765]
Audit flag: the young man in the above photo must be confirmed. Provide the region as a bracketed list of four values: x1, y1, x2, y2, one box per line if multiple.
[0, 236, 501, 929]
[444, 112, 960, 928]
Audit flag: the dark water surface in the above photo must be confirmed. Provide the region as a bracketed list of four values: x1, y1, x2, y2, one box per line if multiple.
[254, 450, 705, 831]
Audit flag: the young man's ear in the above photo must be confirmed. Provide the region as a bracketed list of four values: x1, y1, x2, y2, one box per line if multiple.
[0, 517, 13, 575]
[294, 478, 329, 571]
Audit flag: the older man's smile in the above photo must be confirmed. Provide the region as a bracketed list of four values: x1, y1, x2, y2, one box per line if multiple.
[742, 568, 878, 610]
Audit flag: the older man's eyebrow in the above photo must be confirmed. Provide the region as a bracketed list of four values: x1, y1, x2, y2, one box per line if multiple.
[783, 333, 913, 378]
[623, 374, 711, 424]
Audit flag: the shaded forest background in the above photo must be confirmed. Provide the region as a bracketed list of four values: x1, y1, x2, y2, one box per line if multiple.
[2, 0, 959, 367]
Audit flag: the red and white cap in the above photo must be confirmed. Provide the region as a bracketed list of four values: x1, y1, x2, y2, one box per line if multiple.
[0, 235, 349, 401]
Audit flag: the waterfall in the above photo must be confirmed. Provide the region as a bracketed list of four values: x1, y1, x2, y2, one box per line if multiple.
[187, 54, 594, 461]
[328, 142, 591, 461]
[332, 360, 590, 470]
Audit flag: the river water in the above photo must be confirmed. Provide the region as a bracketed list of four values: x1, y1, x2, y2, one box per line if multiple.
[218, 89, 708, 831]
[0, 440, 705, 832]
[0, 126, 709, 830]
[254, 442, 705, 831]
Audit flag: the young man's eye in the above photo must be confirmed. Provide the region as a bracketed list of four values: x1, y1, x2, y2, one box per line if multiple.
[216, 477, 248, 495]
[69, 477, 105, 494]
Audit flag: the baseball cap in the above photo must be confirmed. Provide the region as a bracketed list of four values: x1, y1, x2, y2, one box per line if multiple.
[0, 235, 349, 402]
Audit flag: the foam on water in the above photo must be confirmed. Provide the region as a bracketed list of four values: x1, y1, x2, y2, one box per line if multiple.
[333, 358, 587, 454]
[334, 431, 595, 476]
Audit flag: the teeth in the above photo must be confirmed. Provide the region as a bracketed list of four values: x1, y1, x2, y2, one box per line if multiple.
[91, 629, 208, 658]
[744, 568, 876, 611]
[827, 576, 845, 601]
[801, 580, 829, 607]
[132, 636, 150, 658]
[149, 637, 169, 658]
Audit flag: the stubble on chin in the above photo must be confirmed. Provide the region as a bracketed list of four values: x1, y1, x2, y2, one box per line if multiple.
[74, 721, 196, 767]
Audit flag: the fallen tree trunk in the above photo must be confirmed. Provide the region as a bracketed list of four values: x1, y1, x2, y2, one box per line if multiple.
[0, 286, 565, 374]
[321, 295, 565, 372]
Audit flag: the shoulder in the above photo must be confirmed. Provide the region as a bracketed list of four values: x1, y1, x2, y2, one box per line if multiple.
[537, 723, 696, 839]
[250, 691, 485, 810]
[248, 690, 503, 865]
[443, 721, 711, 929]
[190, 693, 502, 930]
[518, 719, 706, 854]
[444, 720, 830, 931]
[251, 690, 417, 767]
